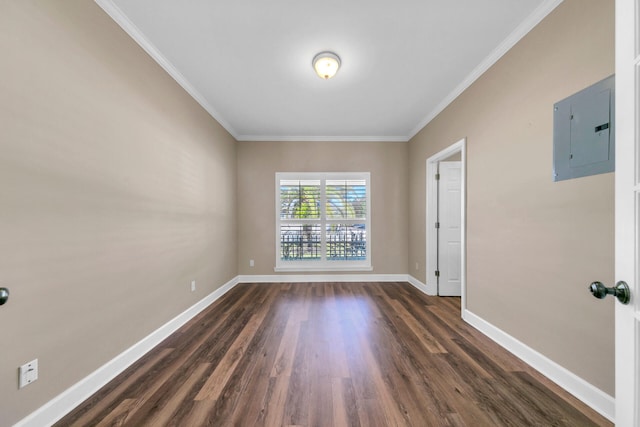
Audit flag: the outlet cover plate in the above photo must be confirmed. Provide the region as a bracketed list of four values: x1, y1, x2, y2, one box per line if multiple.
[19, 359, 38, 389]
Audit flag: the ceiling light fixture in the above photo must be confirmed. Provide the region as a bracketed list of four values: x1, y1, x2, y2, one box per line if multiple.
[313, 51, 341, 80]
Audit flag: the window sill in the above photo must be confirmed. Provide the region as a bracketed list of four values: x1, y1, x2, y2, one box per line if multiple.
[274, 265, 373, 273]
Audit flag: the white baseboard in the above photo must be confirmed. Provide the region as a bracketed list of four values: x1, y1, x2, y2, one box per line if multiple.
[237, 273, 408, 283]
[15, 276, 240, 427]
[464, 310, 615, 422]
[407, 274, 436, 295]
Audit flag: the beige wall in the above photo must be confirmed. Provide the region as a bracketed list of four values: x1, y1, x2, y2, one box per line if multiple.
[237, 141, 408, 276]
[0, 2, 237, 425]
[409, 0, 615, 394]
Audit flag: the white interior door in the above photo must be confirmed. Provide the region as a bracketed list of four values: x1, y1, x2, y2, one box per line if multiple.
[438, 161, 462, 296]
[615, 0, 638, 425]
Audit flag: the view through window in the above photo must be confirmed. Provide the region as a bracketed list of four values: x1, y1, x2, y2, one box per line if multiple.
[276, 172, 371, 271]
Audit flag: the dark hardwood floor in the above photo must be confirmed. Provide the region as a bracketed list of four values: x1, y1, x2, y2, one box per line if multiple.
[56, 282, 611, 426]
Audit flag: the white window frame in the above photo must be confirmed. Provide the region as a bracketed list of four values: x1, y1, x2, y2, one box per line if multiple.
[275, 172, 372, 272]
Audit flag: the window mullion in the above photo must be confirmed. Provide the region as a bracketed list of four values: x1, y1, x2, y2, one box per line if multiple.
[320, 178, 327, 262]
[281, 218, 319, 224]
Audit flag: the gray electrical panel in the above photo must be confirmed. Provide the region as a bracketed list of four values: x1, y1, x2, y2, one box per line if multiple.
[553, 75, 615, 181]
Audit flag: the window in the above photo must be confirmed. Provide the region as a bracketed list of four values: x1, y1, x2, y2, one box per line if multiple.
[275, 172, 371, 271]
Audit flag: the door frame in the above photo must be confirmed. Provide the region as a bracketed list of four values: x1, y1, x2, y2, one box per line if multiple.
[426, 138, 467, 313]
[614, 0, 637, 424]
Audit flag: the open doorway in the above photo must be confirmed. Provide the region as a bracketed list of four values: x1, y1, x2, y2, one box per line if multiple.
[426, 138, 466, 311]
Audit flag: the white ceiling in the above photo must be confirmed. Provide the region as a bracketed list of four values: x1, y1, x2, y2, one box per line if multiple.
[97, 0, 561, 142]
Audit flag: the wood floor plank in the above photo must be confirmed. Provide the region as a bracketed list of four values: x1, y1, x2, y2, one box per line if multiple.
[226, 304, 291, 426]
[387, 298, 447, 354]
[115, 303, 258, 424]
[94, 399, 137, 427]
[338, 292, 415, 426]
[390, 292, 494, 379]
[64, 347, 173, 427]
[56, 282, 612, 427]
[282, 320, 311, 426]
[308, 375, 333, 427]
[331, 377, 360, 427]
[427, 302, 532, 373]
[327, 320, 351, 379]
[368, 300, 457, 424]
[356, 398, 389, 427]
[195, 290, 273, 401]
[258, 375, 290, 427]
[140, 362, 211, 426]
[172, 400, 216, 427]
[270, 317, 302, 378]
[211, 291, 290, 424]
[423, 362, 499, 427]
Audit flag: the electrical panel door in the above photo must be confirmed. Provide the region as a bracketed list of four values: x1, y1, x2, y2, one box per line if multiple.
[553, 75, 615, 181]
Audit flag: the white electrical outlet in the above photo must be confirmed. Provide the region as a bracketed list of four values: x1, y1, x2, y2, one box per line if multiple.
[249, 259, 254, 267]
[415, 262, 419, 270]
[19, 359, 38, 389]
[191, 280, 196, 292]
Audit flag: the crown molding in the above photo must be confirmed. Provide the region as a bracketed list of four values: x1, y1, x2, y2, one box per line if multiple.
[94, 0, 240, 140]
[407, 0, 565, 140]
[236, 134, 409, 142]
